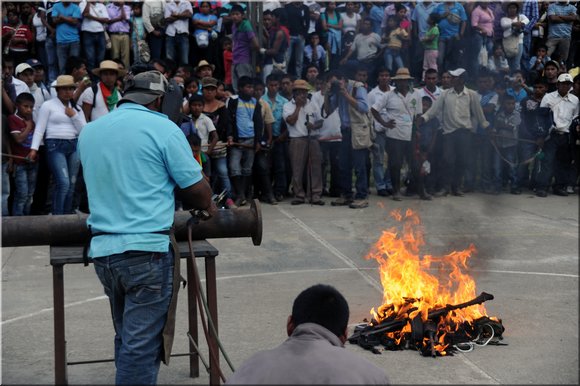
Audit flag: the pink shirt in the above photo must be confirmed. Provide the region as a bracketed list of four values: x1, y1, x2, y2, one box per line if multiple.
[471, 5, 495, 37]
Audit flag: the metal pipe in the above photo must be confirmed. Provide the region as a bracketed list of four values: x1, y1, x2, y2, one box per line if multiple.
[2, 199, 262, 247]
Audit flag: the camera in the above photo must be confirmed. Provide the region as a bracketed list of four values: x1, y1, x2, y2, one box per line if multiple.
[330, 80, 341, 94]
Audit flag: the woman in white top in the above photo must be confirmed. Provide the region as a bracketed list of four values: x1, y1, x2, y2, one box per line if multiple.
[340, 2, 361, 52]
[500, 2, 529, 71]
[29, 76, 87, 215]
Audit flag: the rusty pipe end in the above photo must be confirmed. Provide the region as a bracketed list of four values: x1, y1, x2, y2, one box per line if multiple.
[250, 199, 262, 246]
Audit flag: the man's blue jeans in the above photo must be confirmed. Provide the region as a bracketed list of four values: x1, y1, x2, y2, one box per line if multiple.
[83, 31, 106, 74]
[12, 162, 38, 216]
[210, 156, 232, 199]
[45, 37, 59, 83]
[371, 132, 393, 192]
[2, 162, 10, 216]
[93, 248, 174, 385]
[45, 139, 80, 215]
[339, 129, 368, 200]
[166, 33, 189, 65]
[286, 35, 305, 77]
[56, 41, 81, 75]
[228, 138, 255, 177]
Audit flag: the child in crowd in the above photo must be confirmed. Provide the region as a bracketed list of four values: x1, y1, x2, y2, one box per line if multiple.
[186, 131, 211, 183]
[187, 94, 218, 166]
[182, 77, 200, 114]
[382, 15, 408, 73]
[487, 44, 510, 76]
[527, 45, 550, 79]
[131, 3, 148, 64]
[7, 92, 38, 216]
[494, 95, 521, 194]
[421, 15, 439, 81]
[222, 37, 233, 90]
[304, 32, 327, 72]
[505, 70, 530, 107]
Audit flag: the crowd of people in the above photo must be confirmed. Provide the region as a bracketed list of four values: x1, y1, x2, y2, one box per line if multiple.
[3, 0, 580, 216]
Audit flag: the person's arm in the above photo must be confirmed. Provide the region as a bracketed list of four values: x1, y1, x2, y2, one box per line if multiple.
[207, 130, 218, 154]
[265, 29, 284, 56]
[470, 91, 489, 130]
[82, 102, 92, 122]
[179, 3, 193, 19]
[142, 2, 154, 33]
[2, 82, 15, 115]
[10, 119, 34, 144]
[343, 84, 369, 113]
[285, 102, 301, 126]
[176, 178, 217, 217]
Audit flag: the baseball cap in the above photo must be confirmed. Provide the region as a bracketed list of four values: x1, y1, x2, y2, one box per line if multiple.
[201, 77, 218, 88]
[449, 68, 466, 77]
[15, 63, 34, 76]
[120, 70, 168, 105]
[557, 73, 573, 83]
[25, 58, 43, 68]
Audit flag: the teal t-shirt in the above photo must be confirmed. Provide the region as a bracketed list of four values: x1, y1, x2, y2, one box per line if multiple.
[78, 103, 203, 258]
[51, 2, 81, 44]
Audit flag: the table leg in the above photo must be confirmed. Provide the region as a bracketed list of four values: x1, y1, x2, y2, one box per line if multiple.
[53, 264, 68, 385]
[186, 257, 199, 378]
[205, 257, 220, 385]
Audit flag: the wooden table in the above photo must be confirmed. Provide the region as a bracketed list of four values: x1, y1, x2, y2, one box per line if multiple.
[50, 240, 221, 385]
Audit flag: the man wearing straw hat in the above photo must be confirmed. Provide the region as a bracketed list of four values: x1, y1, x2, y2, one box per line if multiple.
[371, 67, 429, 201]
[78, 60, 126, 122]
[78, 70, 215, 384]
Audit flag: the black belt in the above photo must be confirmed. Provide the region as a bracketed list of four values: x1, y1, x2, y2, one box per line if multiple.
[82, 227, 172, 266]
[109, 31, 129, 35]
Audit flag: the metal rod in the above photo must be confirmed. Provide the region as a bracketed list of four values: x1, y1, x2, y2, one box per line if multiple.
[2, 200, 262, 247]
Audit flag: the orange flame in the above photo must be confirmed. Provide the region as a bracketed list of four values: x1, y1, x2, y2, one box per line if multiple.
[365, 209, 490, 353]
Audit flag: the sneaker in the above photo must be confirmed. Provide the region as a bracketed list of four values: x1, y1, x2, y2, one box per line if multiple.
[274, 193, 284, 202]
[331, 197, 353, 206]
[566, 186, 575, 194]
[310, 199, 325, 206]
[225, 198, 237, 209]
[553, 188, 568, 196]
[377, 189, 389, 197]
[349, 199, 369, 209]
[291, 199, 305, 205]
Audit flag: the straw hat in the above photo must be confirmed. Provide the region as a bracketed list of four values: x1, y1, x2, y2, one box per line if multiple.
[53, 75, 77, 88]
[292, 79, 310, 91]
[195, 60, 215, 73]
[91, 60, 127, 77]
[391, 67, 414, 80]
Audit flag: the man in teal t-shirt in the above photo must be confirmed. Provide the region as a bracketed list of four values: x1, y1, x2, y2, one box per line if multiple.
[78, 70, 215, 385]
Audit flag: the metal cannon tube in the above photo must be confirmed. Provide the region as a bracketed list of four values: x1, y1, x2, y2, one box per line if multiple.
[1, 199, 262, 247]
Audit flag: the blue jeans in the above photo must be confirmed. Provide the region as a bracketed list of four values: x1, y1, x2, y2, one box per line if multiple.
[83, 31, 106, 75]
[535, 132, 573, 191]
[384, 48, 404, 73]
[12, 162, 38, 216]
[56, 41, 81, 75]
[507, 43, 523, 71]
[228, 138, 255, 177]
[339, 129, 368, 200]
[286, 35, 305, 77]
[2, 162, 10, 216]
[165, 34, 189, 65]
[500, 145, 518, 187]
[45, 37, 59, 84]
[93, 249, 174, 385]
[45, 138, 80, 215]
[210, 156, 232, 199]
[371, 132, 393, 192]
[148, 32, 164, 61]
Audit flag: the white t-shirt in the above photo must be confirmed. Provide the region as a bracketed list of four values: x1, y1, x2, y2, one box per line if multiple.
[352, 32, 381, 61]
[80, 1, 109, 33]
[78, 83, 123, 121]
[368, 86, 392, 132]
[12, 78, 30, 96]
[310, 91, 342, 141]
[32, 13, 47, 41]
[192, 113, 217, 150]
[417, 85, 442, 102]
[282, 99, 320, 138]
[341, 12, 361, 34]
[372, 89, 422, 141]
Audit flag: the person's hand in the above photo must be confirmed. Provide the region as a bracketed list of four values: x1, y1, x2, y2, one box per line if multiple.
[65, 106, 76, 117]
[227, 136, 234, 146]
[152, 30, 161, 37]
[255, 142, 261, 153]
[259, 48, 266, 55]
[27, 149, 37, 162]
[24, 120, 33, 132]
[206, 200, 218, 218]
[536, 137, 545, 148]
[415, 115, 425, 127]
[385, 119, 396, 129]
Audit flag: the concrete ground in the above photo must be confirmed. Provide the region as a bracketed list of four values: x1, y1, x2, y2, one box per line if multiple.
[1, 191, 578, 385]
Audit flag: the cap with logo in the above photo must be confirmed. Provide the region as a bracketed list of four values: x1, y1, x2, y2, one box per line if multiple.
[15, 63, 34, 76]
[25, 58, 43, 68]
[119, 70, 168, 106]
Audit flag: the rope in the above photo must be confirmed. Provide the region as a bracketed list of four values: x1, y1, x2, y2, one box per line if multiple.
[488, 135, 542, 168]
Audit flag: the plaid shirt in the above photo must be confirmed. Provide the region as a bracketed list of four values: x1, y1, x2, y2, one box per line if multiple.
[522, 0, 539, 33]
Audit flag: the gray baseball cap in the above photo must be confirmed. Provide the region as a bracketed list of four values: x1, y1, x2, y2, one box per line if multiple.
[119, 70, 168, 105]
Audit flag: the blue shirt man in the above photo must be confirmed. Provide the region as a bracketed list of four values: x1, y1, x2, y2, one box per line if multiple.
[431, 1, 466, 39]
[51, 1, 81, 44]
[78, 70, 214, 385]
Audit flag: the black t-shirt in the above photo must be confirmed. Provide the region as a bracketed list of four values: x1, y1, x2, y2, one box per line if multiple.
[284, 4, 309, 37]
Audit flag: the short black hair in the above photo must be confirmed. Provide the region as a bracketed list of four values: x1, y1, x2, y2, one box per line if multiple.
[253, 77, 265, 87]
[230, 3, 244, 14]
[424, 68, 437, 77]
[266, 73, 281, 83]
[422, 95, 433, 105]
[16, 92, 35, 105]
[188, 94, 204, 105]
[65, 56, 87, 75]
[291, 284, 349, 337]
[187, 131, 202, 148]
[238, 76, 253, 89]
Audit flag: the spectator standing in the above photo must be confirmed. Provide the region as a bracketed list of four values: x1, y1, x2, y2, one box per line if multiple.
[321, 1, 343, 70]
[226, 76, 263, 206]
[325, 71, 372, 209]
[142, 0, 166, 61]
[13, 63, 32, 96]
[80, 0, 109, 75]
[304, 32, 326, 73]
[487, 43, 510, 76]
[284, 1, 310, 78]
[421, 15, 439, 81]
[283, 79, 324, 206]
[535, 73, 579, 197]
[500, 2, 529, 71]
[546, 1, 578, 66]
[432, 1, 467, 73]
[411, 0, 438, 81]
[31, 5, 52, 82]
[371, 68, 427, 201]
[470, 2, 495, 79]
[417, 68, 489, 197]
[28, 75, 87, 215]
[163, 0, 192, 66]
[51, 1, 81, 76]
[79, 60, 126, 122]
[340, 18, 382, 81]
[493, 95, 522, 194]
[230, 4, 260, 93]
[191, 1, 218, 65]
[544, 60, 561, 93]
[2, 9, 34, 66]
[261, 9, 289, 81]
[26, 59, 51, 120]
[8, 92, 38, 216]
[367, 68, 394, 197]
[107, 1, 132, 69]
[527, 44, 551, 83]
[131, 3, 148, 65]
[341, 1, 362, 54]
[382, 15, 409, 75]
[521, 0, 540, 74]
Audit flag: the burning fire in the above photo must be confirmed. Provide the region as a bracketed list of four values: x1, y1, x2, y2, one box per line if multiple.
[356, 208, 503, 356]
